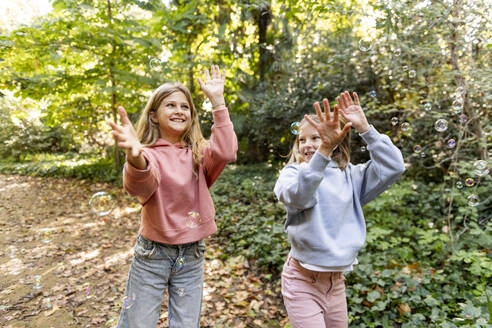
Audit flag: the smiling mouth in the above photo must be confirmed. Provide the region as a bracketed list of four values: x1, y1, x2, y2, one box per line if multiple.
[304, 151, 315, 157]
[170, 118, 186, 123]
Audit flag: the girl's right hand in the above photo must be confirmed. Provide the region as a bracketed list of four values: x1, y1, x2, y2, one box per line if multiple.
[107, 106, 143, 159]
[305, 99, 352, 155]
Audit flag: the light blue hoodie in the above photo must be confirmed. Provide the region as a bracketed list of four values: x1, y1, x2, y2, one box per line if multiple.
[274, 126, 405, 267]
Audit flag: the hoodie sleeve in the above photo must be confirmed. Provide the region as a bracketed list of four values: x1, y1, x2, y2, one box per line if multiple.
[274, 151, 330, 213]
[202, 108, 238, 187]
[123, 148, 161, 204]
[351, 126, 405, 206]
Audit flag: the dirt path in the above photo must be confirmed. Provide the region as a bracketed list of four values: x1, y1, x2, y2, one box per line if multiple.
[0, 174, 288, 327]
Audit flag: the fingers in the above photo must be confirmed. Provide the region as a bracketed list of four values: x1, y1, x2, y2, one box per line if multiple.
[313, 102, 324, 122]
[343, 91, 353, 106]
[304, 114, 319, 129]
[353, 92, 360, 106]
[322, 98, 331, 121]
[197, 77, 205, 90]
[339, 122, 353, 139]
[118, 106, 130, 126]
[204, 68, 211, 81]
[332, 101, 339, 124]
[221, 67, 226, 81]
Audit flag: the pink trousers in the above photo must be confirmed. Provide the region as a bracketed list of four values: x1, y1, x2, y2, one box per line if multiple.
[281, 255, 348, 328]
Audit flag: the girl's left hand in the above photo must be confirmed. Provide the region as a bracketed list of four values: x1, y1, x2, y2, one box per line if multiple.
[336, 91, 370, 133]
[197, 65, 226, 108]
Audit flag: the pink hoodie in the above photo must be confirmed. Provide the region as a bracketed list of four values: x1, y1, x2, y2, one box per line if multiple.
[123, 108, 238, 244]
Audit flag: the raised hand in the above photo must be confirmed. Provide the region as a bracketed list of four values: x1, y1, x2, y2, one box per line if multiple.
[197, 65, 226, 108]
[108, 106, 143, 160]
[305, 99, 352, 155]
[336, 91, 370, 133]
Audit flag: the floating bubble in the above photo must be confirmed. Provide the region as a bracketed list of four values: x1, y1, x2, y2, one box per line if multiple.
[176, 257, 185, 269]
[456, 86, 466, 95]
[44, 297, 52, 309]
[465, 178, 474, 187]
[467, 194, 479, 206]
[202, 99, 212, 112]
[391, 117, 398, 126]
[420, 152, 426, 158]
[89, 192, 114, 216]
[123, 294, 135, 309]
[186, 211, 202, 228]
[33, 275, 42, 290]
[369, 90, 377, 98]
[83, 282, 92, 297]
[456, 181, 463, 189]
[400, 122, 410, 132]
[434, 119, 448, 132]
[359, 39, 372, 52]
[176, 287, 186, 297]
[473, 160, 489, 177]
[447, 139, 456, 148]
[105, 318, 117, 328]
[459, 114, 468, 123]
[39, 228, 52, 244]
[452, 99, 463, 114]
[408, 70, 417, 78]
[413, 145, 422, 153]
[423, 102, 432, 111]
[394, 48, 401, 56]
[402, 65, 409, 71]
[149, 58, 162, 71]
[290, 121, 301, 135]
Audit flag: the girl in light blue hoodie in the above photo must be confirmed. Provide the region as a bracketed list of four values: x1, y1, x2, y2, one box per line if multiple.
[274, 91, 405, 328]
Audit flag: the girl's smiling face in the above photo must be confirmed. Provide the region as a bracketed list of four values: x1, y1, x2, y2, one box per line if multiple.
[298, 123, 321, 162]
[151, 91, 192, 143]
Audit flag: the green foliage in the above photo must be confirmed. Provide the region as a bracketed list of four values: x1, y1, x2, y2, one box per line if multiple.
[0, 153, 120, 182]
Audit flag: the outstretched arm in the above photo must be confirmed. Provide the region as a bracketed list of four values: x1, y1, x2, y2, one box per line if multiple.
[107, 106, 146, 169]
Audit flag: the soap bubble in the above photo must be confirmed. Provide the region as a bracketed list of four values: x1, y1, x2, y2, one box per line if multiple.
[360, 146, 366, 152]
[413, 145, 422, 153]
[290, 121, 301, 135]
[456, 181, 463, 189]
[186, 211, 202, 228]
[123, 293, 135, 309]
[149, 58, 162, 71]
[359, 39, 372, 52]
[176, 257, 185, 269]
[459, 114, 468, 123]
[394, 48, 401, 56]
[402, 65, 409, 71]
[400, 122, 410, 132]
[465, 178, 474, 187]
[369, 90, 377, 98]
[456, 86, 466, 95]
[447, 139, 456, 148]
[473, 160, 489, 177]
[33, 275, 42, 290]
[39, 228, 52, 244]
[434, 119, 448, 132]
[391, 117, 398, 126]
[467, 194, 479, 207]
[408, 70, 416, 78]
[44, 297, 52, 309]
[89, 192, 114, 216]
[452, 99, 463, 114]
[423, 102, 432, 111]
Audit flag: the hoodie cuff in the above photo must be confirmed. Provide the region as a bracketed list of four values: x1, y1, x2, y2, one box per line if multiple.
[309, 151, 330, 173]
[124, 152, 151, 181]
[360, 125, 381, 145]
[212, 108, 232, 128]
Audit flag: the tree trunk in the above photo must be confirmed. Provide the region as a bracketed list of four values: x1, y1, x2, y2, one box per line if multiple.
[107, 0, 121, 168]
[254, 3, 271, 82]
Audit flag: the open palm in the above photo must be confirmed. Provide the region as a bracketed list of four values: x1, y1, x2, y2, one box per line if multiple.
[305, 98, 352, 149]
[197, 65, 225, 106]
[336, 91, 369, 133]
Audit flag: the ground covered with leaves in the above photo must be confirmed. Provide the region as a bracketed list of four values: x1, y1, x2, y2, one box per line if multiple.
[0, 174, 289, 328]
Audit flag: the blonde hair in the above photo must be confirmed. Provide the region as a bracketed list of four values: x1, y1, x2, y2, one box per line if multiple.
[287, 114, 351, 169]
[136, 83, 207, 172]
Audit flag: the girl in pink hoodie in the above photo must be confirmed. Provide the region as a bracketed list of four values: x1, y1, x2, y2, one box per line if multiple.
[108, 65, 237, 327]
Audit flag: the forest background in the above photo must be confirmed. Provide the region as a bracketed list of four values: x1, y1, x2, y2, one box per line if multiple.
[0, 0, 490, 327]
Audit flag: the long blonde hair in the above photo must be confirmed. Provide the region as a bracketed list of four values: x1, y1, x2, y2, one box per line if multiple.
[136, 83, 207, 171]
[287, 114, 351, 169]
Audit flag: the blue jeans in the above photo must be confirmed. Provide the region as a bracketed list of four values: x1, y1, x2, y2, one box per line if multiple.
[117, 235, 206, 328]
